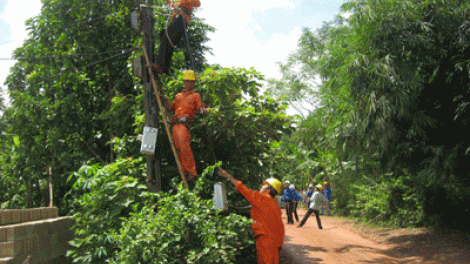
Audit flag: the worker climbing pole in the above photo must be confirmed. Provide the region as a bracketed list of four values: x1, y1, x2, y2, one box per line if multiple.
[153, 0, 201, 75]
[135, 0, 206, 190]
[158, 70, 209, 183]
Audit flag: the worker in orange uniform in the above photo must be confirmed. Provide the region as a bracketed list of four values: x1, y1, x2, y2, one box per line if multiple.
[160, 70, 208, 182]
[217, 168, 285, 264]
[153, 0, 201, 75]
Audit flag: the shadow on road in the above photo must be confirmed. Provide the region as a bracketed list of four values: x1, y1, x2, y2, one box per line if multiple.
[280, 235, 327, 264]
[334, 244, 375, 253]
[381, 230, 470, 263]
[356, 229, 470, 263]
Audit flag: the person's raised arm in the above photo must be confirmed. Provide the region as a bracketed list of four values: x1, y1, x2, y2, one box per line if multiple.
[217, 168, 238, 186]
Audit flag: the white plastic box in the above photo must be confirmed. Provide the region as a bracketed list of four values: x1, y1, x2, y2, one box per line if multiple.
[213, 182, 228, 211]
[140, 126, 158, 155]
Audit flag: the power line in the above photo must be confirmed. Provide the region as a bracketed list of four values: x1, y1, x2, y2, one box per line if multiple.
[0, 40, 15, 46]
[32, 12, 126, 28]
[0, 48, 133, 61]
[3, 49, 133, 92]
[0, 11, 128, 52]
[33, 48, 133, 82]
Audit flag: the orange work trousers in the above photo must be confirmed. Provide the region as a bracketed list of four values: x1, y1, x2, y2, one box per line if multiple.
[255, 235, 281, 264]
[172, 123, 197, 177]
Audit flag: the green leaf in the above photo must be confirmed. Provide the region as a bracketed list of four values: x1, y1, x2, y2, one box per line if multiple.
[13, 136, 20, 147]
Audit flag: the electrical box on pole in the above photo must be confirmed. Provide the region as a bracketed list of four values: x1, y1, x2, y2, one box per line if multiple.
[140, 126, 158, 155]
[132, 54, 143, 79]
[213, 182, 228, 211]
[130, 9, 141, 31]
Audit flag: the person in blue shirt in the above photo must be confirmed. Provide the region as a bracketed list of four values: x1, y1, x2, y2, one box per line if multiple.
[322, 182, 332, 215]
[305, 184, 314, 207]
[281, 181, 295, 224]
[290, 185, 303, 222]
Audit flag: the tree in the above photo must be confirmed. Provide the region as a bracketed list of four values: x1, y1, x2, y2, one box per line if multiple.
[268, 0, 470, 227]
[0, 0, 213, 209]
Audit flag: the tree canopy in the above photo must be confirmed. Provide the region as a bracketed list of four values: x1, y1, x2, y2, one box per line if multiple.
[268, 0, 470, 229]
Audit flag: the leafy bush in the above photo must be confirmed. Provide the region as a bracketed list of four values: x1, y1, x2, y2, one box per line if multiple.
[109, 163, 256, 264]
[350, 172, 424, 227]
[350, 176, 391, 221]
[67, 159, 257, 263]
[388, 174, 423, 227]
[66, 157, 147, 264]
[110, 190, 256, 264]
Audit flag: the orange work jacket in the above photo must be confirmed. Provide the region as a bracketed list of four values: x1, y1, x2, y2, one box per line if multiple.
[167, 0, 201, 24]
[169, 89, 205, 122]
[235, 181, 285, 249]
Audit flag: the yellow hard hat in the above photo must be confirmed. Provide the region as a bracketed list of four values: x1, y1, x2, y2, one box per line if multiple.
[324, 182, 329, 185]
[316, 184, 323, 190]
[264, 178, 282, 194]
[183, 70, 196, 81]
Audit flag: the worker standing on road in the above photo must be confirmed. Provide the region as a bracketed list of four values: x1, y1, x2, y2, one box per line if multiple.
[153, 0, 201, 75]
[322, 181, 332, 215]
[304, 184, 314, 207]
[160, 70, 208, 182]
[217, 168, 285, 264]
[281, 181, 295, 225]
[297, 184, 328, 229]
[289, 185, 302, 222]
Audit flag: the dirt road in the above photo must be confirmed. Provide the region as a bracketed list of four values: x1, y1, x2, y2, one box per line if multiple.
[279, 208, 470, 263]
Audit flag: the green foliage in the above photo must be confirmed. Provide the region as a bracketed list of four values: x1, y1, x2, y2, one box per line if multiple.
[110, 189, 256, 264]
[0, 0, 214, 210]
[66, 157, 146, 264]
[267, 0, 470, 229]
[350, 176, 391, 221]
[156, 67, 294, 194]
[67, 158, 257, 264]
[349, 172, 423, 227]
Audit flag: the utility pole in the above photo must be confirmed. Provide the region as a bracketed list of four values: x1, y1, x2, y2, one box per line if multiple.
[139, 0, 161, 193]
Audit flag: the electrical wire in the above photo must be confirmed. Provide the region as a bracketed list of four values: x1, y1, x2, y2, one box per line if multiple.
[5, 49, 132, 87]
[40, 48, 133, 81]
[0, 48, 134, 61]
[34, 12, 126, 27]
[0, 40, 15, 46]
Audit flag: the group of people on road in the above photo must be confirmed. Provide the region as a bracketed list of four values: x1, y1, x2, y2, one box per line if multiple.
[281, 181, 332, 229]
[280, 181, 303, 224]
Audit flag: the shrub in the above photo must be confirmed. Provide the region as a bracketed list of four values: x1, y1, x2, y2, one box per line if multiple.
[67, 160, 257, 263]
[350, 175, 391, 221]
[110, 190, 256, 264]
[66, 157, 147, 264]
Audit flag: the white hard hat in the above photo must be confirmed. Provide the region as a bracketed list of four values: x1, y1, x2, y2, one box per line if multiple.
[284, 180, 290, 184]
[309, 184, 314, 188]
[289, 184, 295, 190]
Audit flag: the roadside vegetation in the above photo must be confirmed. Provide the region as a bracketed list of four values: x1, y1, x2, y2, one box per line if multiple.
[1, 0, 469, 263]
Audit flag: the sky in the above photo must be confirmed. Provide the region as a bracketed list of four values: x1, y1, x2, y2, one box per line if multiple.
[0, 0, 347, 114]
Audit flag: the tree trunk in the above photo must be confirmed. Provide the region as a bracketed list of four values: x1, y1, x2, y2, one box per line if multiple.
[48, 166, 53, 207]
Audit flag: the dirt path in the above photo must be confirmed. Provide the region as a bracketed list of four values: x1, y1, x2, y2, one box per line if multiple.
[279, 208, 470, 263]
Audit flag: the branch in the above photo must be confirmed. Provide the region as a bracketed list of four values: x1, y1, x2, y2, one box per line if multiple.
[77, 134, 107, 164]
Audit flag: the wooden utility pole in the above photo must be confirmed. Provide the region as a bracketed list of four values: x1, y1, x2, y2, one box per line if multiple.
[140, 0, 161, 192]
[133, 0, 189, 190]
[142, 45, 189, 190]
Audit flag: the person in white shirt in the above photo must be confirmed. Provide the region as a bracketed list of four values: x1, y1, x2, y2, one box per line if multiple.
[297, 184, 328, 229]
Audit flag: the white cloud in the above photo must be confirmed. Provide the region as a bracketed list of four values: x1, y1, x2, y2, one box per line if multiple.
[198, 1, 303, 80]
[0, 0, 42, 107]
[1, 0, 41, 43]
